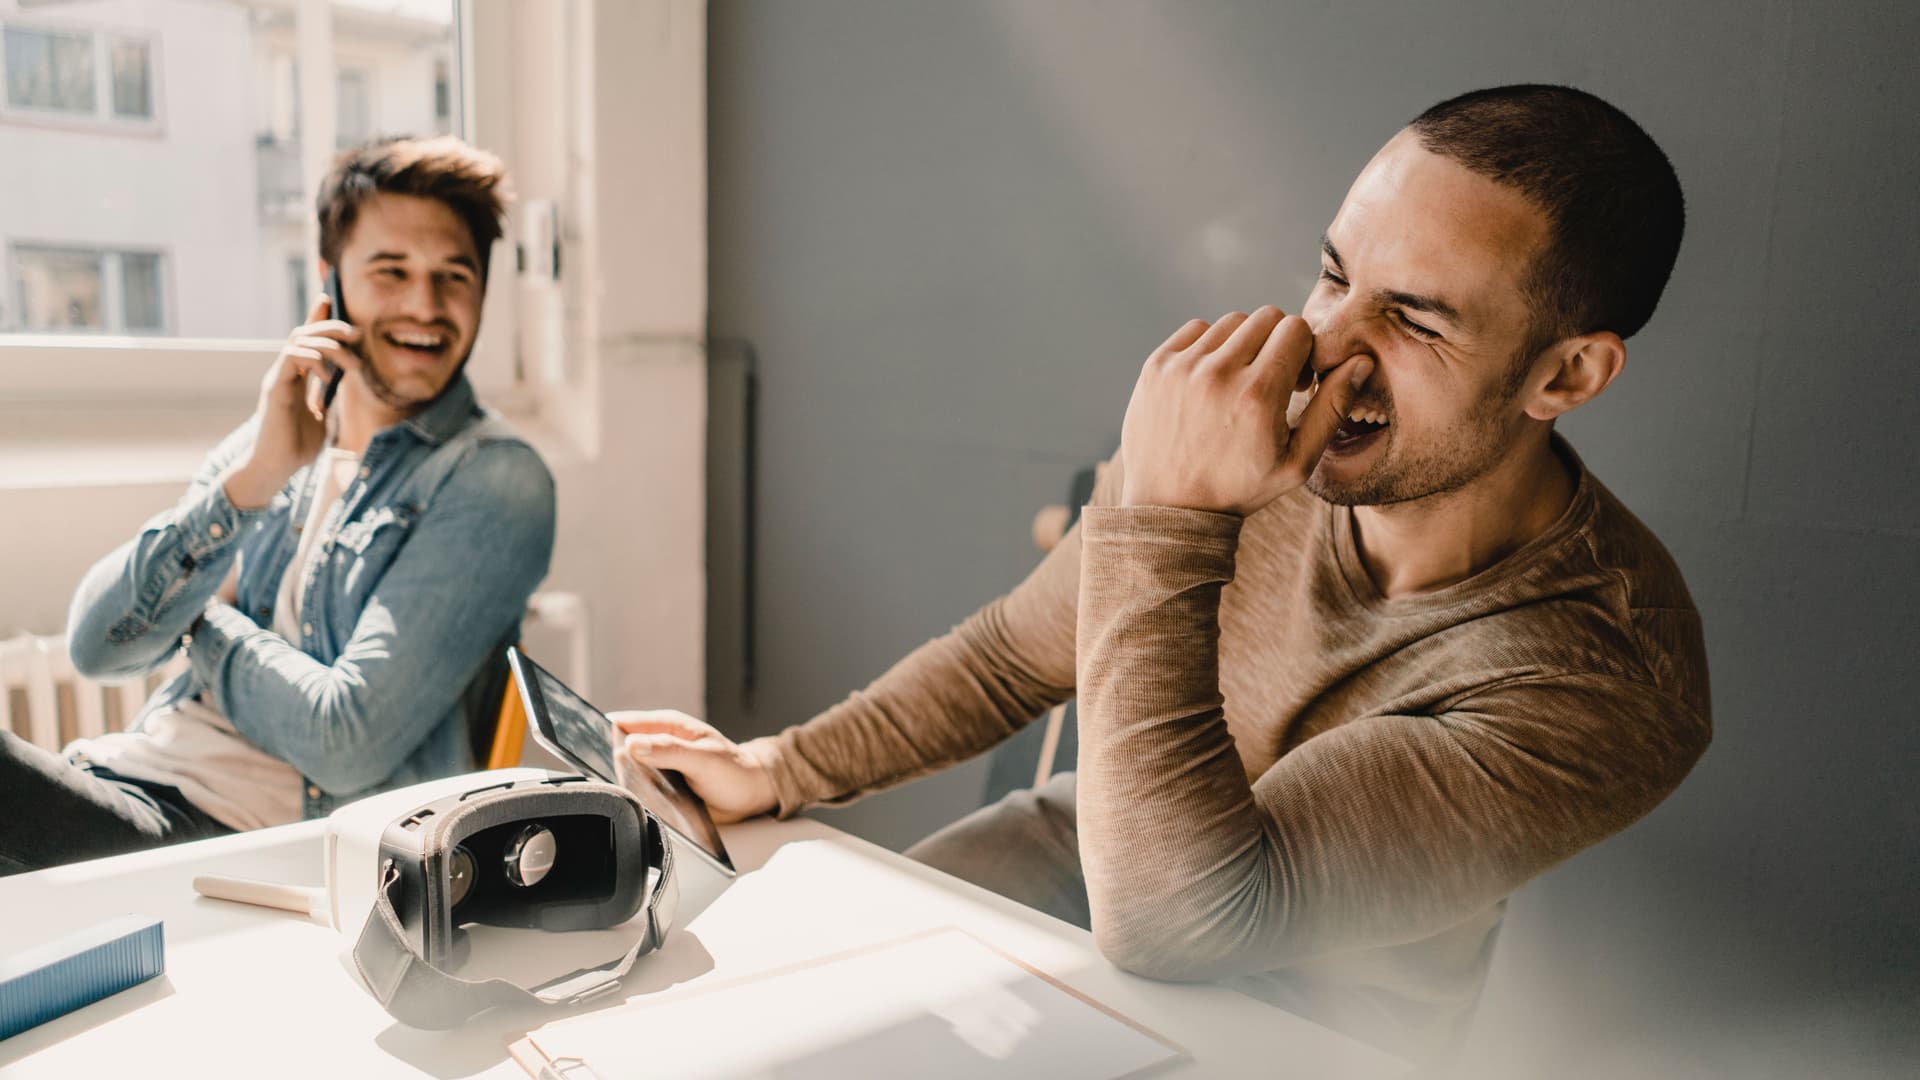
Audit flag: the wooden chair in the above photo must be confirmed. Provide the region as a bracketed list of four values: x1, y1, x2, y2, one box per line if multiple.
[484, 667, 530, 770]
[979, 463, 1099, 806]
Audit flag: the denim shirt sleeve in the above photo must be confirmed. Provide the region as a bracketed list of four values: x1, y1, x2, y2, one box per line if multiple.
[66, 419, 269, 680]
[188, 439, 556, 794]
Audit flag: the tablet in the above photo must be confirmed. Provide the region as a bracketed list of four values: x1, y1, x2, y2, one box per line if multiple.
[508, 648, 735, 876]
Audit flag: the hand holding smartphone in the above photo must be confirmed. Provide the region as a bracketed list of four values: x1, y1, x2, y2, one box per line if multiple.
[305, 267, 350, 420]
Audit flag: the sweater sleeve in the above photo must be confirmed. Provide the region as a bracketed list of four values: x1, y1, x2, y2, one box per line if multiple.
[756, 505, 1087, 817]
[1073, 504, 1711, 980]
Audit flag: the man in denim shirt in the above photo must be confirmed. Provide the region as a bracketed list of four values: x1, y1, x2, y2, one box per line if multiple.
[0, 137, 555, 875]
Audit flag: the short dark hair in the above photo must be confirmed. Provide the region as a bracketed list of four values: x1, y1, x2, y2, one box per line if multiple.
[1409, 85, 1684, 352]
[316, 135, 511, 279]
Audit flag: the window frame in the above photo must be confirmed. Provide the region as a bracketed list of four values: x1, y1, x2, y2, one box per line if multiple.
[0, 17, 163, 136]
[0, 0, 521, 413]
[8, 241, 171, 336]
[332, 59, 376, 149]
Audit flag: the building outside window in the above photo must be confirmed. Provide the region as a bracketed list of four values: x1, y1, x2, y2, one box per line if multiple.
[12, 245, 168, 334]
[0, 0, 526, 428]
[108, 38, 152, 119]
[3, 24, 155, 124]
[432, 55, 450, 135]
[5, 26, 94, 113]
[335, 64, 372, 147]
[1, 0, 456, 342]
[287, 254, 309, 329]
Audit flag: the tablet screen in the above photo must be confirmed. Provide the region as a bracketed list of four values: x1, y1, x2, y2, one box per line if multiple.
[511, 650, 734, 875]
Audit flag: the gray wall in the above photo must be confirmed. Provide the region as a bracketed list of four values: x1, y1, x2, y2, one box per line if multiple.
[706, 2, 1918, 1075]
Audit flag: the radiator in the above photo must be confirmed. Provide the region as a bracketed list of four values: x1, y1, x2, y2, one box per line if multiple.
[0, 634, 179, 753]
[1, 591, 589, 756]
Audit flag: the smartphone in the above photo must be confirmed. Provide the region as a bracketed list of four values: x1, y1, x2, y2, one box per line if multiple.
[309, 267, 348, 412]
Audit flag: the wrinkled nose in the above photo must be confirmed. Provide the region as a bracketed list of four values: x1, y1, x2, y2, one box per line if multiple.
[1306, 303, 1374, 376]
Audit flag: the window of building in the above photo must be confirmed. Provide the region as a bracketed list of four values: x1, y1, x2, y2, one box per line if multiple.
[335, 65, 373, 148]
[0, 1, 531, 426]
[108, 38, 152, 120]
[12, 245, 167, 334]
[433, 57, 452, 135]
[4, 27, 95, 114]
[4, 3, 458, 344]
[287, 255, 309, 329]
[2, 24, 155, 125]
[120, 251, 164, 331]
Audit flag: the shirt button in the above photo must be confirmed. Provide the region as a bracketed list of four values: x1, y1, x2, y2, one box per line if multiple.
[257, 608, 270, 618]
[302, 622, 313, 637]
[358, 467, 370, 479]
[307, 785, 322, 799]
[209, 523, 224, 539]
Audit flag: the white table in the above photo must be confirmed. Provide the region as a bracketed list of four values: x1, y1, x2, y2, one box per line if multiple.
[0, 816, 1406, 1078]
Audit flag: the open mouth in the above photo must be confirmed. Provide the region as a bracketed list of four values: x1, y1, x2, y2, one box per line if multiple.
[1328, 405, 1389, 453]
[381, 330, 449, 363]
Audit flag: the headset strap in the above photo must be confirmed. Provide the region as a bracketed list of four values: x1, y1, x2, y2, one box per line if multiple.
[352, 842, 675, 1030]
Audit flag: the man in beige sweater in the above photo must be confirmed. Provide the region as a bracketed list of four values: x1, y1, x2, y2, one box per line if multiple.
[613, 84, 1710, 1059]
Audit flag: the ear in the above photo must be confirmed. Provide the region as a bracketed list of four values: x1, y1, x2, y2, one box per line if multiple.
[1522, 331, 1625, 421]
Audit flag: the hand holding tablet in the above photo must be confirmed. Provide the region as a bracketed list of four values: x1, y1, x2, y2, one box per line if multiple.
[507, 649, 737, 876]
[608, 710, 779, 825]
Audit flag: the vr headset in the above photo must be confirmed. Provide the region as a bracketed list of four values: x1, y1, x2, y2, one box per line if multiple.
[327, 770, 678, 1029]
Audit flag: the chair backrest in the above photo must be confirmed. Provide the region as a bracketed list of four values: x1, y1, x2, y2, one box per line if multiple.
[469, 590, 587, 770]
[487, 664, 529, 769]
[981, 463, 1100, 806]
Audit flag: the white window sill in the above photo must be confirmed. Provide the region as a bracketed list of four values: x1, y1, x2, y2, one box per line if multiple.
[0, 405, 242, 491]
[0, 392, 588, 495]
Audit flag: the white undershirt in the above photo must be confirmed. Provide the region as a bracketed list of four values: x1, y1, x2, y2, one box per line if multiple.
[68, 449, 363, 831]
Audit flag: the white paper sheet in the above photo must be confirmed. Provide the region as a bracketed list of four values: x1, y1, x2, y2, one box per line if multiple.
[514, 927, 1184, 1079]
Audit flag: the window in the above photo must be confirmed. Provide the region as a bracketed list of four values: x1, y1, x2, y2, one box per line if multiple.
[335, 66, 373, 148]
[4, 27, 94, 114]
[13, 247, 100, 329]
[2, 4, 457, 342]
[12, 245, 167, 334]
[121, 252, 164, 331]
[265, 59, 379, 146]
[2, 25, 155, 124]
[109, 39, 151, 120]
[0, 1, 520, 420]
[433, 57, 452, 135]
[287, 255, 310, 329]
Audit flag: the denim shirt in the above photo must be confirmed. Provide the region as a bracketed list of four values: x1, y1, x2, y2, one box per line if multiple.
[66, 377, 556, 820]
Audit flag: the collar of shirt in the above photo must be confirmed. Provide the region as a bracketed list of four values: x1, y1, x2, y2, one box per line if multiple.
[397, 374, 480, 447]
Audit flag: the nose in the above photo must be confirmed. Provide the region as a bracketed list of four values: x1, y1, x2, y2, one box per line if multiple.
[395, 272, 449, 324]
[1305, 296, 1376, 376]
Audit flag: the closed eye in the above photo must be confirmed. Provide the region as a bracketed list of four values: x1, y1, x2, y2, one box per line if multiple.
[1393, 310, 1442, 340]
[1318, 268, 1348, 288]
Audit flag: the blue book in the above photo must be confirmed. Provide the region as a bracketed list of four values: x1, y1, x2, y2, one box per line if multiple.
[0, 916, 164, 1041]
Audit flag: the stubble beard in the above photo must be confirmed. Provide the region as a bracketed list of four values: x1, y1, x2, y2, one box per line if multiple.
[359, 335, 471, 414]
[1305, 381, 1524, 509]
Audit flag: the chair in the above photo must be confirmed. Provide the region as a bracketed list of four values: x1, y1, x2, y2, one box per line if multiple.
[468, 591, 590, 771]
[979, 463, 1099, 806]
[485, 665, 530, 769]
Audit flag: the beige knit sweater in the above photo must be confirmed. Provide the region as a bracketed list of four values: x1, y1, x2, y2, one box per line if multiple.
[761, 437, 1711, 1055]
